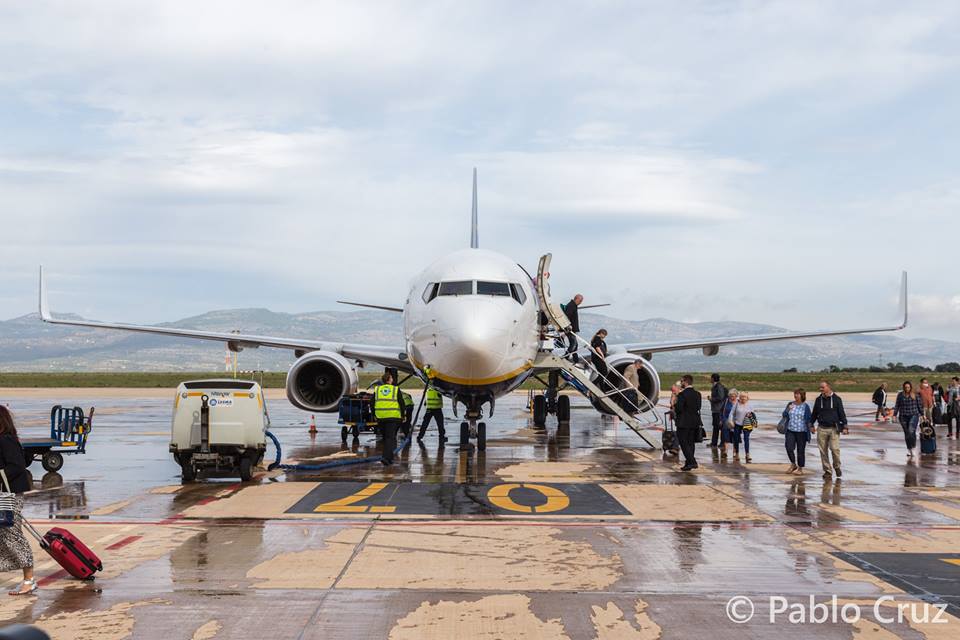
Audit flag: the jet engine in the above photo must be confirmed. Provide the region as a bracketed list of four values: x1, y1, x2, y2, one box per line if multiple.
[286, 351, 359, 412]
[602, 353, 661, 412]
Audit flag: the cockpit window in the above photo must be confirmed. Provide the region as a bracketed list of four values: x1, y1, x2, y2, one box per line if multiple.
[509, 283, 527, 305]
[476, 281, 511, 297]
[422, 282, 439, 303]
[438, 280, 474, 296]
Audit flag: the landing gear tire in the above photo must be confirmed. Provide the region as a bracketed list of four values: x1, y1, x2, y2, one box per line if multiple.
[181, 462, 196, 483]
[533, 395, 547, 428]
[477, 422, 487, 451]
[239, 456, 253, 482]
[459, 421, 470, 452]
[340, 426, 349, 442]
[42, 451, 63, 473]
[351, 424, 360, 439]
[556, 395, 571, 422]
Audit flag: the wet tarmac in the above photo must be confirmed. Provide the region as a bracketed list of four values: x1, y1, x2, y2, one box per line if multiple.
[1, 390, 958, 638]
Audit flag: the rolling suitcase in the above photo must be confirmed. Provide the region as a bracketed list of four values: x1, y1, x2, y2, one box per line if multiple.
[22, 519, 102, 580]
[661, 412, 678, 454]
[920, 423, 937, 455]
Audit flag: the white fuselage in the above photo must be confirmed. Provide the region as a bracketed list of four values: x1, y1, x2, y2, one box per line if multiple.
[402, 248, 541, 405]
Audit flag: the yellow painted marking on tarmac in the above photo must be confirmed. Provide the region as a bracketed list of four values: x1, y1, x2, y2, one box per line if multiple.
[313, 482, 391, 513]
[943, 558, 960, 567]
[487, 483, 571, 514]
[370, 506, 397, 513]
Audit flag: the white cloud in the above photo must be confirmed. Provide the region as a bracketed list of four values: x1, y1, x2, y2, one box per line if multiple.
[0, 0, 958, 343]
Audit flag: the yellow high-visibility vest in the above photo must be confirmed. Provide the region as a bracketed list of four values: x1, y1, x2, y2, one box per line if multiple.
[374, 384, 402, 420]
[426, 388, 443, 409]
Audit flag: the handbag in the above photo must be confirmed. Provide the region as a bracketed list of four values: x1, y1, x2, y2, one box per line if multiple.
[777, 403, 790, 435]
[0, 469, 17, 528]
[743, 412, 758, 431]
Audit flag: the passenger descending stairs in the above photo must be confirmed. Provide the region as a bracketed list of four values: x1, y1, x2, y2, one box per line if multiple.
[533, 252, 661, 449]
[534, 351, 660, 449]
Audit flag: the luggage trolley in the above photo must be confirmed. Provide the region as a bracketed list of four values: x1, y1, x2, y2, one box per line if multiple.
[22, 405, 94, 472]
[338, 393, 377, 442]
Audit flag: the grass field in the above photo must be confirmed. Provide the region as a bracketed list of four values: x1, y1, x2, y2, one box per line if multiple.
[2, 370, 957, 393]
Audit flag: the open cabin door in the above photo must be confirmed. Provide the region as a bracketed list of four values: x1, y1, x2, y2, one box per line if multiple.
[536, 254, 572, 332]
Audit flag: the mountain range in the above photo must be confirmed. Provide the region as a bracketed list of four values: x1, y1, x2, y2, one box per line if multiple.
[2, 309, 958, 372]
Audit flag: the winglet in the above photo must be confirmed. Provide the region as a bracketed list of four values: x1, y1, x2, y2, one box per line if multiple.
[470, 167, 479, 249]
[38, 265, 52, 321]
[897, 270, 908, 329]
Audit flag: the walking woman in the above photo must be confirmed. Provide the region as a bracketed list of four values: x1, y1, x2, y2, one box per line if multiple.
[719, 388, 739, 459]
[0, 406, 35, 595]
[782, 388, 813, 475]
[731, 391, 755, 462]
[590, 329, 609, 383]
[893, 381, 923, 458]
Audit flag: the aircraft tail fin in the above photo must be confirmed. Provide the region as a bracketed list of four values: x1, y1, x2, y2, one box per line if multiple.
[470, 168, 479, 249]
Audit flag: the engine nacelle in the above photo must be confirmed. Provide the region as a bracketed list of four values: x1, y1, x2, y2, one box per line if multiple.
[604, 353, 661, 412]
[286, 351, 359, 413]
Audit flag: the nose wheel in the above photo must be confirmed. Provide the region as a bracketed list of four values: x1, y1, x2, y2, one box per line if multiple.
[458, 419, 487, 453]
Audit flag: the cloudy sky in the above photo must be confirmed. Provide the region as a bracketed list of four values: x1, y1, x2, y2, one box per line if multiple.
[1, 1, 958, 341]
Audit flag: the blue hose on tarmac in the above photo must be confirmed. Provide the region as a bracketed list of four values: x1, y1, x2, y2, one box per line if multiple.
[265, 430, 411, 472]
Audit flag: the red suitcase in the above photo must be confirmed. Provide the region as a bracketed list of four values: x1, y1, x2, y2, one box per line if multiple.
[23, 520, 103, 580]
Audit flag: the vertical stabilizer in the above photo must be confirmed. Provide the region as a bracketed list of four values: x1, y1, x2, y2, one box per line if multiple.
[470, 168, 479, 249]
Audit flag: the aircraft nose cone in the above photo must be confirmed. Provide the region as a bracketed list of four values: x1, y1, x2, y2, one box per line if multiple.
[430, 312, 512, 384]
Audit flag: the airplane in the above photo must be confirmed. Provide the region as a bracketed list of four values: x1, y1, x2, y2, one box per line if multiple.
[38, 169, 909, 453]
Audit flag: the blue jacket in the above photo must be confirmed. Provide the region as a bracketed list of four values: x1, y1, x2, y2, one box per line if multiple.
[781, 402, 812, 432]
[720, 398, 736, 427]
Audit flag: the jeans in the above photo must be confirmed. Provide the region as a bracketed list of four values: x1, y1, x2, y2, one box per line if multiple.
[733, 425, 751, 454]
[899, 415, 918, 449]
[785, 430, 807, 467]
[874, 404, 886, 421]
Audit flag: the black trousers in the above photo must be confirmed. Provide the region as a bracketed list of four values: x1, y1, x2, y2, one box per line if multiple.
[710, 412, 722, 447]
[379, 419, 401, 464]
[677, 428, 697, 467]
[874, 404, 885, 421]
[418, 409, 445, 440]
[785, 430, 807, 467]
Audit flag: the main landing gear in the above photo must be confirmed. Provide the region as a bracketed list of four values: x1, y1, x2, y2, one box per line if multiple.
[532, 370, 571, 428]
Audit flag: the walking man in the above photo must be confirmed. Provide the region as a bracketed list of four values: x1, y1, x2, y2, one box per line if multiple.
[872, 382, 888, 422]
[947, 377, 960, 438]
[811, 381, 848, 480]
[373, 372, 407, 466]
[709, 373, 728, 448]
[674, 375, 703, 471]
[417, 386, 446, 445]
[563, 294, 583, 359]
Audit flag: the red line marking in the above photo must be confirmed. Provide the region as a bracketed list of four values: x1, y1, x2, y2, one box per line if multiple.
[105, 535, 141, 550]
[37, 569, 68, 587]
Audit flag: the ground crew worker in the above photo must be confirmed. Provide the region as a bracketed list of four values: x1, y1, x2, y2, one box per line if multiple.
[417, 386, 446, 445]
[373, 373, 406, 465]
[401, 391, 414, 439]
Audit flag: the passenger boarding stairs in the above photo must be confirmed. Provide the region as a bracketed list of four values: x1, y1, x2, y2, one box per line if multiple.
[534, 254, 662, 449]
[534, 350, 660, 448]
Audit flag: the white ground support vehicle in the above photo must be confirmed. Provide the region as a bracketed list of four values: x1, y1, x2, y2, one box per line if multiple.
[170, 379, 269, 482]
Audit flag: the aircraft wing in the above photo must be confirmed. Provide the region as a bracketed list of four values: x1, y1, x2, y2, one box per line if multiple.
[610, 272, 908, 358]
[38, 267, 412, 371]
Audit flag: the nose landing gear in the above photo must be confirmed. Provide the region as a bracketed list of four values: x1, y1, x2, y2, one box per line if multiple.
[457, 406, 487, 453]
